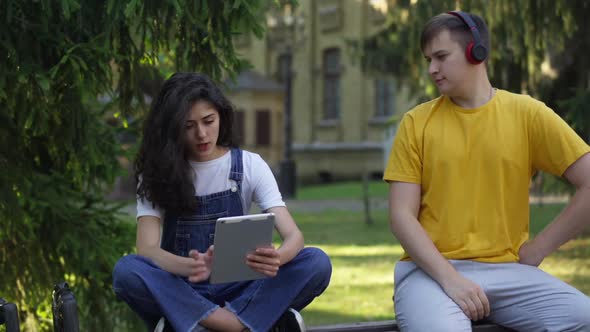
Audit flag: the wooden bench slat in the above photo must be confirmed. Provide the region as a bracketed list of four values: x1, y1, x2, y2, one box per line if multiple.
[307, 320, 516, 332]
[308, 320, 397, 332]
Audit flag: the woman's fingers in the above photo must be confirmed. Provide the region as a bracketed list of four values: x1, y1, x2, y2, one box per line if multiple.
[185, 252, 212, 282]
[246, 260, 279, 277]
[188, 249, 200, 260]
[246, 250, 280, 277]
[247, 253, 280, 266]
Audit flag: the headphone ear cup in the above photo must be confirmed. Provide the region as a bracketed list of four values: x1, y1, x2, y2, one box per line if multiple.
[465, 42, 485, 64]
[471, 44, 488, 63]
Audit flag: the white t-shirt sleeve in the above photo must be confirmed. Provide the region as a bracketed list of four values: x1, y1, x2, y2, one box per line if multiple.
[249, 154, 286, 211]
[136, 196, 163, 219]
[136, 175, 164, 219]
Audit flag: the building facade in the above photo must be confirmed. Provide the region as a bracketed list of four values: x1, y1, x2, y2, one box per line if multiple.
[234, 0, 413, 183]
[224, 71, 285, 170]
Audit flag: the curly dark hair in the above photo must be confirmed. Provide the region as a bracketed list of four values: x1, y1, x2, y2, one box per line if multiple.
[135, 72, 237, 215]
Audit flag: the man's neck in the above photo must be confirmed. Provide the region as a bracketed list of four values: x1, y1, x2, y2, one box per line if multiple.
[449, 80, 494, 109]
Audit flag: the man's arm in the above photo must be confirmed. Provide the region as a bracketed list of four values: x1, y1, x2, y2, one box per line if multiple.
[520, 152, 590, 266]
[389, 181, 490, 321]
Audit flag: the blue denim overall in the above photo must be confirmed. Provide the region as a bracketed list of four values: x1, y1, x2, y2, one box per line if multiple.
[113, 149, 332, 332]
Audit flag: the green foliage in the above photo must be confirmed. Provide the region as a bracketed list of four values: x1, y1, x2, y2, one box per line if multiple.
[361, 1, 576, 94]
[0, 0, 267, 330]
[559, 89, 590, 142]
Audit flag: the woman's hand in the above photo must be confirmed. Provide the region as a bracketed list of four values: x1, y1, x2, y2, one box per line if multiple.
[246, 245, 281, 277]
[187, 245, 214, 283]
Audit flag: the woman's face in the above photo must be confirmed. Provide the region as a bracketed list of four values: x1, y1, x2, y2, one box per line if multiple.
[184, 100, 226, 162]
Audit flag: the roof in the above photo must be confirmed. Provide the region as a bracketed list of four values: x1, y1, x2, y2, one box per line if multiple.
[224, 70, 284, 92]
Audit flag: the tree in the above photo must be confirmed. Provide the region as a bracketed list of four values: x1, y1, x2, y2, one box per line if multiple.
[0, 0, 267, 330]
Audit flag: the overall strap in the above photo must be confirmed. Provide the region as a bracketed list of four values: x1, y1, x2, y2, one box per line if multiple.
[229, 148, 243, 186]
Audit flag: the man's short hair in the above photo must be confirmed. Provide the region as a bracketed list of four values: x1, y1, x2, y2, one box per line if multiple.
[420, 12, 490, 59]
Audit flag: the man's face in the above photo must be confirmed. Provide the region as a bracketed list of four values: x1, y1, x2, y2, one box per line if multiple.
[423, 29, 472, 96]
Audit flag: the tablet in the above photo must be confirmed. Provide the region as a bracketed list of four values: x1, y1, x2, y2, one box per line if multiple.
[209, 213, 275, 284]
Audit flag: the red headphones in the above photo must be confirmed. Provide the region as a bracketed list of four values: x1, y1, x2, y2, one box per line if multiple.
[447, 11, 488, 64]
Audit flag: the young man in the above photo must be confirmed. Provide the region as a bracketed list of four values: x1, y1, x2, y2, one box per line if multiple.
[384, 11, 590, 332]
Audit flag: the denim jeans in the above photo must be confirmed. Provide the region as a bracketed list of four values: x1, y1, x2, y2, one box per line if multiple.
[113, 149, 332, 331]
[114, 248, 331, 332]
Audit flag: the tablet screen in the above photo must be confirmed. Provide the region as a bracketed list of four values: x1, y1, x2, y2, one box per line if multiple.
[209, 213, 275, 284]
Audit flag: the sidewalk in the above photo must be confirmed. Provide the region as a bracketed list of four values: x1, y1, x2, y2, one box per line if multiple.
[123, 194, 570, 216]
[528, 194, 570, 205]
[284, 194, 569, 213]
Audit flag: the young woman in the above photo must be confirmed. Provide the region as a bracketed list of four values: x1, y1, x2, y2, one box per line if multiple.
[113, 72, 332, 332]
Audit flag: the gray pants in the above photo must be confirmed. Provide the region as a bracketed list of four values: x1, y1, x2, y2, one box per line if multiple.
[394, 260, 590, 332]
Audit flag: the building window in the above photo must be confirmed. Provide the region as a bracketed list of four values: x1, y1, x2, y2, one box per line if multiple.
[318, 1, 343, 32]
[374, 78, 395, 117]
[323, 48, 341, 120]
[234, 109, 245, 145]
[255, 109, 271, 146]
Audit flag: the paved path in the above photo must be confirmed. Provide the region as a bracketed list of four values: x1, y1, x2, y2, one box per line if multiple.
[282, 194, 568, 213]
[123, 195, 569, 216]
[122, 199, 385, 216]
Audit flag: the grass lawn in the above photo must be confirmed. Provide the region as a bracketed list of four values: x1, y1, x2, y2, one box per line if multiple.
[292, 203, 590, 326]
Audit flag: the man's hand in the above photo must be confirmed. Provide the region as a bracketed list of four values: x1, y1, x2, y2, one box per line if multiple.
[187, 245, 214, 283]
[441, 273, 490, 321]
[518, 240, 545, 267]
[246, 246, 281, 277]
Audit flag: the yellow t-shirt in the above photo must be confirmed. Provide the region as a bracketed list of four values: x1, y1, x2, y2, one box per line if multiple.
[384, 89, 590, 263]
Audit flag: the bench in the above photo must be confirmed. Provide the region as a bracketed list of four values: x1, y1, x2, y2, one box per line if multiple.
[308, 320, 515, 332]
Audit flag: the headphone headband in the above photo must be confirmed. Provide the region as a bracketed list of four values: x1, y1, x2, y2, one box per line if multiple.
[447, 11, 487, 64]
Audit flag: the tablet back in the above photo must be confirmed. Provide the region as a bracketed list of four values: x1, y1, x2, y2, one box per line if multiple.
[210, 213, 275, 284]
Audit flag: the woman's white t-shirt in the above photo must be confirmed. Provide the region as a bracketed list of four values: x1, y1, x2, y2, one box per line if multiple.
[137, 150, 286, 219]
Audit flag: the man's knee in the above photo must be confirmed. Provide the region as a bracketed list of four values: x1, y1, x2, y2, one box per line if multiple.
[568, 296, 590, 331]
[575, 318, 590, 331]
[395, 288, 471, 332]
